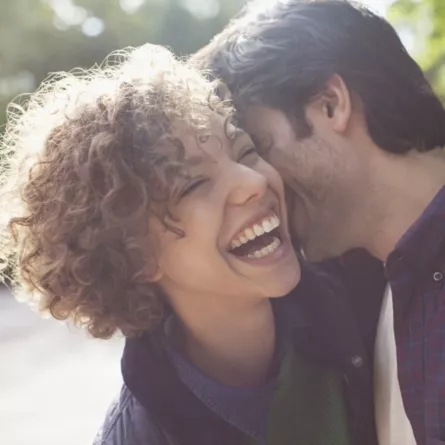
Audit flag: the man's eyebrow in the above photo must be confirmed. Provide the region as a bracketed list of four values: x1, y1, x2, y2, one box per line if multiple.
[251, 133, 274, 155]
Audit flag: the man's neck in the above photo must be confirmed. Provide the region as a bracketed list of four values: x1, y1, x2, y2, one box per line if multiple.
[170, 293, 275, 388]
[364, 148, 445, 262]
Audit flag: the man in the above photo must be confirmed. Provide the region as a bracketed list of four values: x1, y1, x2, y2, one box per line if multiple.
[191, 1, 445, 444]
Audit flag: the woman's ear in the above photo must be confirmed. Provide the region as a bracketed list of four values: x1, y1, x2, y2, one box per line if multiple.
[146, 267, 163, 283]
[142, 231, 164, 283]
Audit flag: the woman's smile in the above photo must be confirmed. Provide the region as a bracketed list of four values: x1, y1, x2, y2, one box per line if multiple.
[224, 208, 294, 267]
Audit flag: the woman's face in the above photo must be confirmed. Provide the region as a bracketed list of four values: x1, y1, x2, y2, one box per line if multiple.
[150, 118, 301, 306]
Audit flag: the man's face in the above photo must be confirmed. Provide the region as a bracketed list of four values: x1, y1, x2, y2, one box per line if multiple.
[243, 105, 368, 261]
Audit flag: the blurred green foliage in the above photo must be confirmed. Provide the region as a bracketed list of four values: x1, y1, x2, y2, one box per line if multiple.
[389, 0, 445, 100]
[0, 0, 444, 134]
[0, 0, 245, 129]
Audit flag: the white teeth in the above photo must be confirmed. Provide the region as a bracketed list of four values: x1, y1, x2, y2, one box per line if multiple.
[229, 212, 281, 251]
[247, 237, 282, 259]
[271, 215, 279, 229]
[262, 220, 273, 233]
[245, 228, 255, 240]
[253, 224, 265, 237]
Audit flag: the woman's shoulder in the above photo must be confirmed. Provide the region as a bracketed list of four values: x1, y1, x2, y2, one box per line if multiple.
[93, 385, 173, 445]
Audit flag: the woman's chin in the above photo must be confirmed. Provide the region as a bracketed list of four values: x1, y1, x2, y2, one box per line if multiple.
[262, 266, 302, 299]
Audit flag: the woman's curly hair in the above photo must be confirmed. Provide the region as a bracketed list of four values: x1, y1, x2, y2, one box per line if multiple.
[0, 44, 231, 338]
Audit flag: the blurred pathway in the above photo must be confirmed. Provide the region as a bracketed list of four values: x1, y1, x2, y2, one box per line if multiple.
[0, 288, 123, 445]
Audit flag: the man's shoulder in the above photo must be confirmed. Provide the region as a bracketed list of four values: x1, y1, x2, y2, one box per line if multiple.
[295, 250, 385, 299]
[93, 385, 171, 445]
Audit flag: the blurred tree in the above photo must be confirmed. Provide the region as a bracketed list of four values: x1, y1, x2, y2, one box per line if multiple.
[1, 0, 443, 132]
[389, 0, 445, 100]
[0, 0, 245, 130]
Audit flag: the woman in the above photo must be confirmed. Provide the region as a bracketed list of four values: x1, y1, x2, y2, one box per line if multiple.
[0, 45, 357, 445]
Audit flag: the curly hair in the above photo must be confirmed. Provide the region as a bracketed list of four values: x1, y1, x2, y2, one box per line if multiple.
[0, 44, 231, 338]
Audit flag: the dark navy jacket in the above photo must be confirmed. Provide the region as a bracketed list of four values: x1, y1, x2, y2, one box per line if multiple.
[93, 252, 386, 445]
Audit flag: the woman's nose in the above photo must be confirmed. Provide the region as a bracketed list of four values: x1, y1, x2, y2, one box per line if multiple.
[226, 164, 268, 206]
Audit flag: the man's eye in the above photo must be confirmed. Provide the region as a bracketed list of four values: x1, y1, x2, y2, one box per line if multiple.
[238, 147, 259, 162]
[179, 178, 207, 198]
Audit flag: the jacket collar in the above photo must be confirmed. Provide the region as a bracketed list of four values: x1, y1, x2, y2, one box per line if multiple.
[122, 328, 250, 445]
[386, 185, 445, 278]
[121, 261, 373, 444]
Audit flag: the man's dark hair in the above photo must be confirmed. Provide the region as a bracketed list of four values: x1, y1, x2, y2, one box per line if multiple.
[191, 0, 445, 154]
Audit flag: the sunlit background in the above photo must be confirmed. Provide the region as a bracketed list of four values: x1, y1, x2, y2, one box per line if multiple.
[0, 1, 443, 444]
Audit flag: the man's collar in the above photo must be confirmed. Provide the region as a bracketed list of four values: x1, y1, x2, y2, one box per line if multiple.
[386, 185, 445, 277]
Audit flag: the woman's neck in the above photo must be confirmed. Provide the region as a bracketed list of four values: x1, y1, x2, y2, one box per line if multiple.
[171, 297, 275, 388]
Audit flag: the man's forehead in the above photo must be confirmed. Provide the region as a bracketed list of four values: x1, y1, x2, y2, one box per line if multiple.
[244, 105, 279, 126]
[243, 105, 294, 144]
[242, 105, 275, 140]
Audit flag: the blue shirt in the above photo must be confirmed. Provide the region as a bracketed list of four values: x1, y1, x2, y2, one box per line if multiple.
[160, 320, 281, 444]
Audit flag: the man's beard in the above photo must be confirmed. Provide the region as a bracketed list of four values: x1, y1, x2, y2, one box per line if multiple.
[284, 185, 303, 255]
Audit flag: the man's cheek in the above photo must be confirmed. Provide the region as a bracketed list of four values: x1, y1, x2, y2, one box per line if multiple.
[284, 187, 305, 250]
[267, 147, 297, 181]
[284, 185, 295, 210]
[284, 188, 298, 235]
[289, 207, 302, 251]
